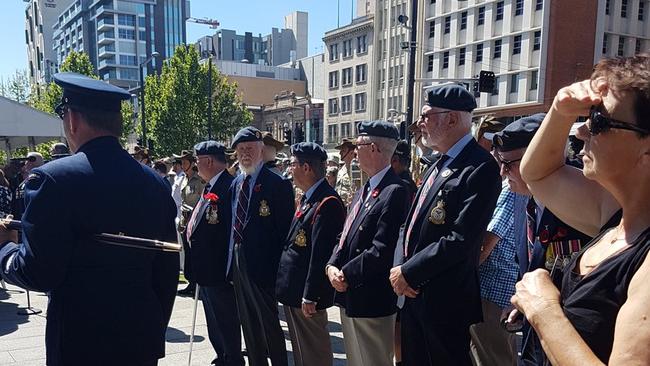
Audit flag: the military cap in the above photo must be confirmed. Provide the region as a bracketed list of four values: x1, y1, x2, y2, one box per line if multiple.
[426, 84, 477, 112]
[194, 140, 226, 158]
[475, 116, 505, 141]
[172, 149, 196, 162]
[393, 140, 411, 158]
[334, 138, 356, 151]
[261, 131, 285, 150]
[358, 120, 399, 140]
[51, 142, 70, 155]
[492, 113, 545, 152]
[327, 155, 342, 165]
[290, 142, 328, 162]
[53, 72, 130, 112]
[232, 126, 263, 149]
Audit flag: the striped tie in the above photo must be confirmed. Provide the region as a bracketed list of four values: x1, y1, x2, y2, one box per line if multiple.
[403, 155, 448, 256]
[233, 176, 251, 246]
[337, 182, 370, 250]
[186, 183, 211, 241]
[526, 197, 537, 262]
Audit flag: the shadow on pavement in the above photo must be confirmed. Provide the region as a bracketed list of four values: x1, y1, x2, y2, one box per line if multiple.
[166, 326, 205, 343]
[0, 288, 31, 337]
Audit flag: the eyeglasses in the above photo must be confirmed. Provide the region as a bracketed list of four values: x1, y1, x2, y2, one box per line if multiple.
[354, 142, 373, 147]
[496, 155, 522, 171]
[588, 106, 650, 136]
[55, 103, 67, 120]
[421, 111, 450, 119]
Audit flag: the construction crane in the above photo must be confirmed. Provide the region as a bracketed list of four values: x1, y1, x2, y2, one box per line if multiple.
[187, 17, 220, 28]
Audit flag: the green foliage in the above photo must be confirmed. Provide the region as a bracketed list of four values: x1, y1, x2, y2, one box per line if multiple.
[144, 45, 252, 157]
[0, 70, 31, 103]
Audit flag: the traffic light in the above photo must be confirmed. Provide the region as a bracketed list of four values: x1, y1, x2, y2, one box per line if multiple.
[283, 129, 292, 145]
[478, 70, 496, 93]
[294, 127, 304, 143]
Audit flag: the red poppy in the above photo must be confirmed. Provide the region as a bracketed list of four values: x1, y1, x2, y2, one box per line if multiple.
[295, 210, 303, 219]
[204, 193, 219, 202]
[371, 188, 380, 198]
[539, 229, 550, 243]
[254, 184, 262, 192]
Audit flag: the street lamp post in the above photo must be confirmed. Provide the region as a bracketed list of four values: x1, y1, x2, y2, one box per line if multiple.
[139, 51, 160, 149]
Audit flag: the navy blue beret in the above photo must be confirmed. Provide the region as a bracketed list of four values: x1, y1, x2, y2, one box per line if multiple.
[290, 142, 328, 161]
[426, 84, 477, 112]
[358, 120, 399, 140]
[492, 113, 546, 152]
[53, 72, 130, 112]
[194, 140, 226, 157]
[232, 126, 263, 149]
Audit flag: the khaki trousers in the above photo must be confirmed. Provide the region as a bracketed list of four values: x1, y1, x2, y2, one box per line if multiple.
[340, 312, 396, 366]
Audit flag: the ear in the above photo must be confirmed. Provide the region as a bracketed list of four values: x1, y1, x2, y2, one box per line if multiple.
[67, 109, 82, 135]
[447, 112, 459, 127]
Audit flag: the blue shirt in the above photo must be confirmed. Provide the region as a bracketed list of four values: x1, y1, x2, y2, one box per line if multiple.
[303, 178, 325, 202]
[478, 181, 522, 308]
[441, 133, 473, 169]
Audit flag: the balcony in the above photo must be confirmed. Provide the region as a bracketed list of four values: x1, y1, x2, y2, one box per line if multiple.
[98, 44, 115, 58]
[97, 17, 114, 31]
[98, 58, 116, 69]
[97, 31, 115, 45]
[96, 4, 115, 16]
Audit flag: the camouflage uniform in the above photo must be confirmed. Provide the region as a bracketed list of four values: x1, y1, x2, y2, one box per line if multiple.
[178, 171, 205, 231]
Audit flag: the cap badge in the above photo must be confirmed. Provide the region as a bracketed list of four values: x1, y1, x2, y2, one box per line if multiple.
[259, 200, 271, 217]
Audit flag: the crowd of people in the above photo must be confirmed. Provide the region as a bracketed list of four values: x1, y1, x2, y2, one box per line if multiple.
[0, 55, 648, 366]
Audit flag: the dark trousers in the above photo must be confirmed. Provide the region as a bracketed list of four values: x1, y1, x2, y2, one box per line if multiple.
[200, 283, 244, 366]
[519, 324, 547, 366]
[401, 299, 472, 366]
[232, 245, 288, 366]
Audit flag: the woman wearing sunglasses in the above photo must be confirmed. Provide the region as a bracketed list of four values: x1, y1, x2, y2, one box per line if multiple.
[512, 54, 650, 365]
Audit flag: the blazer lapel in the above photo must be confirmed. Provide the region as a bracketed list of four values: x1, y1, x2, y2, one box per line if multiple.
[244, 167, 266, 228]
[346, 170, 395, 243]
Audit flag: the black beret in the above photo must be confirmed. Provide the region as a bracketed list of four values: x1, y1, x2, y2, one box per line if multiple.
[426, 84, 477, 112]
[53, 72, 130, 112]
[232, 126, 263, 149]
[358, 120, 399, 140]
[194, 140, 226, 157]
[492, 113, 545, 152]
[290, 142, 328, 162]
[393, 140, 411, 158]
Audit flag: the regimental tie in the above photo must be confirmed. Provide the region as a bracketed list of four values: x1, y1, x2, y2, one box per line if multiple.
[526, 196, 537, 263]
[186, 183, 212, 241]
[337, 181, 370, 250]
[403, 155, 449, 256]
[233, 175, 251, 246]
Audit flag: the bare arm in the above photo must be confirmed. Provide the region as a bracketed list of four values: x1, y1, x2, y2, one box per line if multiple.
[479, 232, 500, 264]
[520, 80, 619, 237]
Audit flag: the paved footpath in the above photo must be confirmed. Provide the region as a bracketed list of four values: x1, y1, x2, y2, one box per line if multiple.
[0, 283, 347, 365]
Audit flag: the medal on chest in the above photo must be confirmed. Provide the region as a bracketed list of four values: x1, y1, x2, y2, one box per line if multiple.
[295, 229, 308, 247]
[428, 200, 446, 225]
[206, 203, 219, 224]
[259, 200, 271, 217]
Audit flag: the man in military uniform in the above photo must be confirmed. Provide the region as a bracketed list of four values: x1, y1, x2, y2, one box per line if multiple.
[334, 138, 358, 206]
[391, 140, 417, 202]
[327, 121, 409, 366]
[186, 141, 243, 366]
[227, 126, 294, 366]
[50, 142, 71, 160]
[276, 142, 345, 366]
[262, 131, 286, 175]
[177, 150, 205, 296]
[0, 72, 179, 366]
[391, 85, 502, 366]
[11, 152, 44, 243]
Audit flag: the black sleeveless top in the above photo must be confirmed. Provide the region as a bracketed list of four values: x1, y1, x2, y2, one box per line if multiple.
[561, 211, 650, 363]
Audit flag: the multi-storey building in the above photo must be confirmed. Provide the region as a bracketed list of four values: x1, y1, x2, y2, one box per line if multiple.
[284, 11, 308, 60]
[25, 0, 74, 88]
[51, 0, 188, 89]
[279, 53, 326, 99]
[415, 0, 649, 120]
[195, 30, 265, 64]
[323, 15, 374, 150]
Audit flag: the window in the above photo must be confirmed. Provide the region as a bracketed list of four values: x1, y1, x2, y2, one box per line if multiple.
[341, 95, 352, 113]
[533, 31, 541, 51]
[328, 98, 339, 115]
[606, 0, 610, 15]
[477, 7, 486, 25]
[515, 0, 524, 16]
[427, 55, 434, 72]
[460, 11, 468, 30]
[513, 35, 522, 55]
[355, 64, 367, 83]
[444, 16, 451, 34]
[459, 47, 466, 65]
[622, 0, 628, 17]
[329, 43, 338, 61]
[355, 93, 366, 111]
[341, 123, 351, 137]
[327, 124, 338, 142]
[636, 38, 642, 54]
[536, 0, 543, 11]
[429, 21, 435, 38]
[475, 43, 484, 62]
[494, 39, 502, 58]
[118, 14, 135, 26]
[603, 34, 608, 54]
[442, 51, 449, 69]
[119, 55, 137, 65]
[328, 71, 338, 88]
[378, 68, 385, 89]
[357, 35, 367, 54]
[618, 36, 625, 56]
[510, 73, 519, 93]
[139, 31, 146, 40]
[342, 67, 353, 85]
[343, 39, 353, 58]
[530, 70, 538, 90]
[639, 1, 645, 21]
[398, 65, 404, 85]
[138, 16, 146, 27]
[119, 68, 138, 80]
[118, 28, 135, 40]
[496, 1, 504, 21]
[388, 66, 395, 87]
[491, 76, 500, 95]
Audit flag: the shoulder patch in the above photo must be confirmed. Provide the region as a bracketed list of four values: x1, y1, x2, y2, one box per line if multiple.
[24, 171, 46, 190]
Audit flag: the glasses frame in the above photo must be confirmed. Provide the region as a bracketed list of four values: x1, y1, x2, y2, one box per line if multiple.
[55, 103, 67, 120]
[588, 106, 650, 136]
[421, 110, 451, 119]
[495, 154, 523, 172]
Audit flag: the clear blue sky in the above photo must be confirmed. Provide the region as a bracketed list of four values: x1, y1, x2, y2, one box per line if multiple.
[0, 0, 357, 80]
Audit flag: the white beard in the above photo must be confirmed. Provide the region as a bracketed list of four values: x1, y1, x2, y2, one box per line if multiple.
[240, 164, 256, 175]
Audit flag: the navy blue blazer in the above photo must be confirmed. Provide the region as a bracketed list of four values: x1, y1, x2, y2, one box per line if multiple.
[395, 139, 501, 326]
[328, 168, 408, 318]
[276, 180, 345, 310]
[229, 166, 294, 290]
[186, 170, 234, 286]
[0, 136, 179, 365]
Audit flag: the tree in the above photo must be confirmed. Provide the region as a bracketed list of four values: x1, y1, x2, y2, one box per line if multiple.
[0, 70, 31, 103]
[145, 45, 252, 156]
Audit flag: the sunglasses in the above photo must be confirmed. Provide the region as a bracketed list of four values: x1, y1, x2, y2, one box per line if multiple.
[55, 103, 67, 119]
[588, 106, 650, 136]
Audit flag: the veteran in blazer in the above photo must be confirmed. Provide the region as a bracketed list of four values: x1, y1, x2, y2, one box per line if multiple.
[327, 121, 409, 366]
[227, 127, 294, 366]
[390, 85, 501, 366]
[276, 142, 346, 366]
[185, 141, 243, 366]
